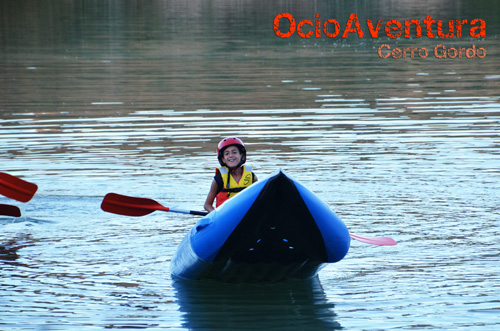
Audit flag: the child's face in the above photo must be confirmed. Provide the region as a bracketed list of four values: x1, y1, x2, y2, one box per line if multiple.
[223, 146, 242, 168]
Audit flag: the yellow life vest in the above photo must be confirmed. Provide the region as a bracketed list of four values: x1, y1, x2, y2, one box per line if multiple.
[215, 165, 254, 207]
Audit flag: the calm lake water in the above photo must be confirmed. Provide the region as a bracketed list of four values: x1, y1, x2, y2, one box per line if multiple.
[1, 1, 499, 330]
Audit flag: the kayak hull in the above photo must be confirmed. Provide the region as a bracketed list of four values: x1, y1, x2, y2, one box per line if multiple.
[171, 169, 350, 282]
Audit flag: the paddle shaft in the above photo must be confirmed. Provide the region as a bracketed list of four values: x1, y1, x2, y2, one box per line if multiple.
[169, 207, 208, 216]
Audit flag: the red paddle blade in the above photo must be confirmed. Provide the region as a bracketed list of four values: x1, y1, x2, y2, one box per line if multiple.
[0, 204, 22, 217]
[349, 233, 397, 246]
[0, 172, 38, 203]
[101, 193, 169, 217]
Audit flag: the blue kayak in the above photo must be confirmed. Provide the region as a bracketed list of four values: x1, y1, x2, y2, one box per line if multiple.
[170, 169, 350, 282]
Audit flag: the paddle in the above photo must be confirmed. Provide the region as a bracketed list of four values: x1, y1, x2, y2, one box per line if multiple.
[349, 233, 397, 246]
[0, 172, 38, 203]
[0, 204, 22, 217]
[101, 193, 397, 246]
[101, 193, 208, 217]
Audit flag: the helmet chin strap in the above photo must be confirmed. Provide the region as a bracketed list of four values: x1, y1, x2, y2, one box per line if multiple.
[227, 161, 243, 173]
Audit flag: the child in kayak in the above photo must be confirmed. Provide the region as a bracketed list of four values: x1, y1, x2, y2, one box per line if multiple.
[204, 137, 258, 212]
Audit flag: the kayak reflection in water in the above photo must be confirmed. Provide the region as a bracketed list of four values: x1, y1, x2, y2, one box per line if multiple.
[204, 137, 258, 212]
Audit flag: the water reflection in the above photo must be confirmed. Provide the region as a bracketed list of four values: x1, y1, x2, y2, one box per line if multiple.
[0, 233, 34, 262]
[173, 276, 341, 330]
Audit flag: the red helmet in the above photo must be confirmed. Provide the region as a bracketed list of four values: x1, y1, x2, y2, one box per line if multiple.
[217, 137, 247, 167]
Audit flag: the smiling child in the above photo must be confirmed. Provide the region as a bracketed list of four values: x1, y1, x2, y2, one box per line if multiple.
[203, 137, 258, 212]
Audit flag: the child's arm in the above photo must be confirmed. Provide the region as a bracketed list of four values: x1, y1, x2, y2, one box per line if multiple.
[203, 179, 219, 212]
